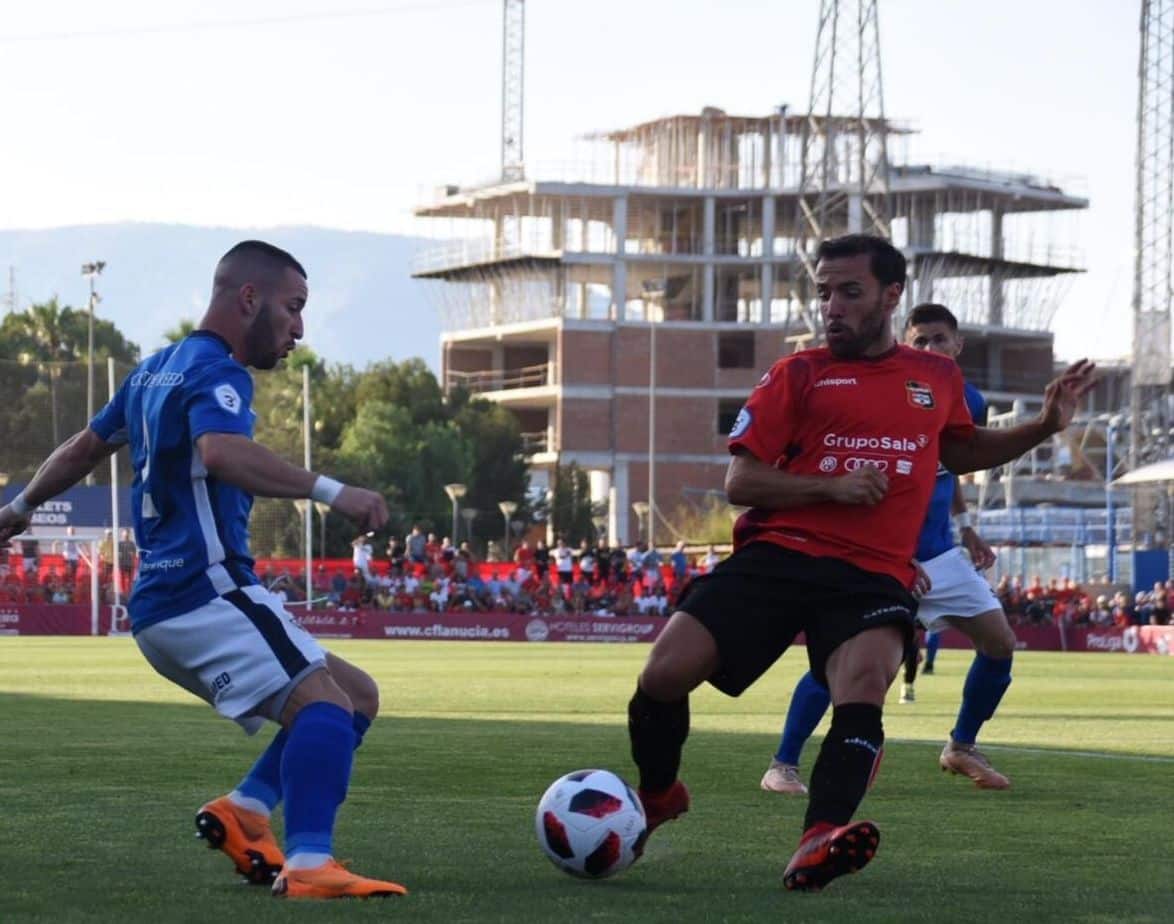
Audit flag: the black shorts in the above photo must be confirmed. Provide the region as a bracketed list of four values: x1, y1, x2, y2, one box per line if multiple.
[676, 542, 917, 695]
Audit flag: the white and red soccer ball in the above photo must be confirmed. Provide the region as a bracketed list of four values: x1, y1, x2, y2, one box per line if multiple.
[535, 769, 647, 879]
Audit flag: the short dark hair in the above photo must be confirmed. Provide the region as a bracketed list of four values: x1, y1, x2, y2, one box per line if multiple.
[906, 302, 959, 331]
[219, 240, 307, 281]
[815, 233, 906, 288]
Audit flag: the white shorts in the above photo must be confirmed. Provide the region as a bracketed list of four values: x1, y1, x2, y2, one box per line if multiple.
[135, 585, 326, 735]
[915, 547, 1002, 633]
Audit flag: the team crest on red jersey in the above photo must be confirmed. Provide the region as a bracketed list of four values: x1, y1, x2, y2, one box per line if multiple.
[905, 380, 935, 410]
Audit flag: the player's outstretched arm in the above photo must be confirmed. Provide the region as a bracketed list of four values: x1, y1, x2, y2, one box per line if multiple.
[0, 428, 120, 546]
[197, 432, 388, 532]
[940, 359, 1096, 475]
[725, 450, 888, 510]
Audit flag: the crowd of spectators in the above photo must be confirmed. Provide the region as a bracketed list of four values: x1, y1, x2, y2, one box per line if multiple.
[287, 530, 726, 618]
[0, 528, 137, 605]
[9, 524, 1174, 631]
[995, 575, 1174, 628]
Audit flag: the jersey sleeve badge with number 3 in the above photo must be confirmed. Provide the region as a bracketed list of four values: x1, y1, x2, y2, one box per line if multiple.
[214, 383, 242, 415]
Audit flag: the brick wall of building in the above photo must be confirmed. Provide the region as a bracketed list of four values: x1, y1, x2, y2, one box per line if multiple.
[559, 329, 613, 386]
[559, 397, 613, 452]
[612, 394, 728, 455]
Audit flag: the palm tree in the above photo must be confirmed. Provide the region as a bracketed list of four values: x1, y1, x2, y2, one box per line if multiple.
[15, 299, 72, 445]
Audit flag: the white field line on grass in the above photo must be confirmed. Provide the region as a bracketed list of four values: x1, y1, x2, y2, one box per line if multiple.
[889, 737, 1174, 764]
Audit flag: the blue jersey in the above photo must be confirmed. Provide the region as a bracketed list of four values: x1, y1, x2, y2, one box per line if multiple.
[89, 332, 260, 632]
[914, 382, 988, 561]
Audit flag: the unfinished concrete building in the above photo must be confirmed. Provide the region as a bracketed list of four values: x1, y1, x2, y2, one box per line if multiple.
[413, 108, 1088, 544]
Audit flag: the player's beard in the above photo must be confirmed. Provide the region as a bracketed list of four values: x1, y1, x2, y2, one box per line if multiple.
[826, 295, 890, 359]
[245, 300, 280, 369]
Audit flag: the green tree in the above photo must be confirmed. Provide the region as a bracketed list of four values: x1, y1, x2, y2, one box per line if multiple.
[452, 398, 530, 546]
[249, 348, 348, 558]
[162, 318, 197, 344]
[355, 358, 445, 426]
[0, 300, 138, 477]
[662, 494, 741, 545]
[549, 462, 595, 546]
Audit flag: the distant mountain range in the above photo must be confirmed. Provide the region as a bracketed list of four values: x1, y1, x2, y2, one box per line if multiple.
[0, 223, 440, 370]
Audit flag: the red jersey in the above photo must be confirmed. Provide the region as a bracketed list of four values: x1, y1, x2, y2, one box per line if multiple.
[728, 344, 976, 588]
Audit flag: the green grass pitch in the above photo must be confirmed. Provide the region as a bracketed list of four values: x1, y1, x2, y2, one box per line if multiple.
[1, 638, 1171, 922]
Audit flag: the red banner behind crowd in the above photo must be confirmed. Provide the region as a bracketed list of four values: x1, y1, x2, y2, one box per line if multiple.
[294, 609, 668, 644]
[2, 602, 1172, 655]
[0, 603, 111, 635]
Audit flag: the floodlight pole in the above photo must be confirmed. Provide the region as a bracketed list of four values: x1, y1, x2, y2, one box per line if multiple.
[81, 260, 105, 486]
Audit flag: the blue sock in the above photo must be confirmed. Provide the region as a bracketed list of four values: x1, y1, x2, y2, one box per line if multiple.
[775, 672, 831, 766]
[237, 728, 287, 811]
[281, 702, 356, 857]
[235, 712, 372, 812]
[951, 653, 1013, 745]
[925, 631, 941, 668]
[352, 711, 372, 748]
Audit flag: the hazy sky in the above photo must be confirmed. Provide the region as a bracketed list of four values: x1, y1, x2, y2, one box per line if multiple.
[0, 0, 1138, 361]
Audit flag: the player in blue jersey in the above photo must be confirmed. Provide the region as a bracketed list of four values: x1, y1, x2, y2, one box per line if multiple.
[0, 241, 407, 899]
[760, 303, 1015, 794]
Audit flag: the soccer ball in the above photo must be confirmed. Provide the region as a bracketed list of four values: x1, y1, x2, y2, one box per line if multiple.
[535, 769, 647, 879]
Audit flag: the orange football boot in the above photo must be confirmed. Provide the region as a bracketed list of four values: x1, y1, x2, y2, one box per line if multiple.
[195, 795, 285, 885]
[271, 859, 408, 899]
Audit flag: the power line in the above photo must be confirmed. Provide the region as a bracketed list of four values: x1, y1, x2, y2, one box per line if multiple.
[0, 0, 491, 44]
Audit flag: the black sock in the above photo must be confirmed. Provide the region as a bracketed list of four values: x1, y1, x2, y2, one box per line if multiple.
[803, 703, 884, 831]
[904, 646, 918, 685]
[627, 683, 689, 792]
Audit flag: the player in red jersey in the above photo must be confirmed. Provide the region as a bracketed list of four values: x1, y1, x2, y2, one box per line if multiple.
[627, 233, 1095, 892]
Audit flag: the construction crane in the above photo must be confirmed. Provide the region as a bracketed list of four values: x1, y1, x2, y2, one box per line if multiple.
[501, 0, 525, 182]
[789, 0, 893, 339]
[1129, 0, 1174, 544]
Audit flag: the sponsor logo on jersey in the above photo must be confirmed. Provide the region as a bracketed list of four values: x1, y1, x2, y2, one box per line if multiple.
[129, 371, 184, 387]
[729, 407, 752, 438]
[906, 380, 935, 409]
[214, 383, 242, 415]
[823, 433, 921, 454]
[814, 376, 858, 388]
[138, 557, 185, 572]
[844, 457, 889, 473]
[209, 671, 233, 699]
[756, 371, 772, 388]
[896, 459, 913, 475]
[819, 455, 838, 472]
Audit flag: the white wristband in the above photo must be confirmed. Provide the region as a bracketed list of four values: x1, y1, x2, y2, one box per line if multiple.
[9, 492, 31, 516]
[954, 512, 973, 530]
[310, 476, 344, 507]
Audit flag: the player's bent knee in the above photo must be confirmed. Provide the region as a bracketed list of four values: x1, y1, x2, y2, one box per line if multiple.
[834, 664, 893, 705]
[826, 627, 903, 705]
[639, 611, 717, 701]
[973, 610, 1016, 659]
[980, 631, 1016, 660]
[325, 652, 380, 718]
[280, 667, 354, 728]
[347, 672, 380, 719]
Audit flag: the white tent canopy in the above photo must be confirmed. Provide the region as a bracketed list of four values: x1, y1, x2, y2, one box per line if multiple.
[1112, 459, 1174, 485]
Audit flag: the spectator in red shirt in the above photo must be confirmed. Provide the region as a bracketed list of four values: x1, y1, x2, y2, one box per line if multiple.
[514, 539, 535, 570]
